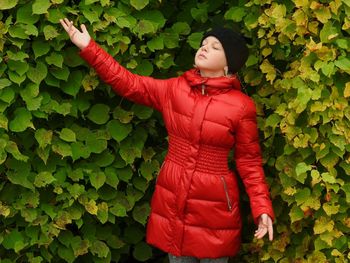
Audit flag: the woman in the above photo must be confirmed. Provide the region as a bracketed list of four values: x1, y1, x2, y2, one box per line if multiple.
[60, 18, 274, 263]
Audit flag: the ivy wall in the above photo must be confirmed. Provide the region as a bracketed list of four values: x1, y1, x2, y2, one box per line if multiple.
[1, 0, 350, 262]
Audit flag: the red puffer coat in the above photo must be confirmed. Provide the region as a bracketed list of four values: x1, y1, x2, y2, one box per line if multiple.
[79, 39, 274, 258]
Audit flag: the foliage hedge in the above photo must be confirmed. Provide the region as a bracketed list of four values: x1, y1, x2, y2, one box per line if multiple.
[1, 0, 350, 262]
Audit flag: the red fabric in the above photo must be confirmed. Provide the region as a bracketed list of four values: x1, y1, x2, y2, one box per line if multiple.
[79, 39, 274, 258]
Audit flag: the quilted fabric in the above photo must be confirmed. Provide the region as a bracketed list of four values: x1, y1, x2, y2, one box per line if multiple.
[79, 39, 274, 258]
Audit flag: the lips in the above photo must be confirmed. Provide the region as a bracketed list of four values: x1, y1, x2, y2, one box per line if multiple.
[198, 53, 207, 59]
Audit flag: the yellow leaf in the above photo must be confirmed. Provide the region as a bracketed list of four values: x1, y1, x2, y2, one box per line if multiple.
[0, 201, 10, 217]
[343, 82, 350, 98]
[262, 47, 272, 57]
[293, 0, 309, 8]
[314, 216, 334, 234]
[85, 200, 98, 215]
[306, 37, 322, 52]
[260, 59, 277, 84]
[329, 0, 342, 15]
[293, 9, 307, 26]
[342, 17, 350, 30]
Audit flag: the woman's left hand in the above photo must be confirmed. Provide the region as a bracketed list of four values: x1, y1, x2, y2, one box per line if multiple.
[254, 213, 273, 241]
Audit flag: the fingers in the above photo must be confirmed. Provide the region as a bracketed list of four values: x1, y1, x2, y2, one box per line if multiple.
[268, 218, 274, 241]
[254, 214, 273, 241]
[80, 24, 88, 34]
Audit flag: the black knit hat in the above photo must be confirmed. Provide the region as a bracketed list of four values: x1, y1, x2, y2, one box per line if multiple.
[201, 27, 249, 74]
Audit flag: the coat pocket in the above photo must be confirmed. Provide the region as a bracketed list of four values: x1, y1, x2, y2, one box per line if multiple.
[221, 176, 233, 211]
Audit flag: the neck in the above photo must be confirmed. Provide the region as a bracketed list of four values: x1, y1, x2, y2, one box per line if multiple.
[199, 69, 225, 78]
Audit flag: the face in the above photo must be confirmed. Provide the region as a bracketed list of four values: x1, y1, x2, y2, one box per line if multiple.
[194, 36, 228, 77]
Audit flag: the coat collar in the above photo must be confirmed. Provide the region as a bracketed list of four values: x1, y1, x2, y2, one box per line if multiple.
[182, 68, 241, 95]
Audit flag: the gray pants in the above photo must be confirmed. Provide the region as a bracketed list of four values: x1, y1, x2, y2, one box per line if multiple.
[168, 253, 229, 263]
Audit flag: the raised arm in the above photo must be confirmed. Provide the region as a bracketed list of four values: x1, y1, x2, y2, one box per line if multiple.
[59, 18, 171, 111]
[234, 98, 275, 239]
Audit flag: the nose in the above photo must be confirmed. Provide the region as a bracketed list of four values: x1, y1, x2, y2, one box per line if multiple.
[201, 44, 207, 52]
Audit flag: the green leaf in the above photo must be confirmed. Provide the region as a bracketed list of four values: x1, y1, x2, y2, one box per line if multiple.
[86, 134, 107, 154]
[45, 52, 63, 67]
[7, 160, 34, 190]
[133, 241, 152, 262]
[51, 66, 70, 81]
[34, 171, 56, 187]
[136, 59, 153, 76]
[225, 6, 246, 22]
[8, 60, 29, 76]
[43, 25, 59, 40]
[0, 0, 18, 10]
[107, 120, 132, 142]
[171, 22, 191, 35]
[87, 104, 110, 124]
[2, 229, 26, 251]
[63, 47, 85, 67]
[132, 203, 150, 226]
[0, 87, 15, 103]
[59, 128, 76, 142]
[93, 150, 115, 167]
[71, 236, 89, 257]
[113, 106, 133, 123]
[130, 0, 149, 10]
[52, 140, 72, 158]
[7, 50, 29, 62]
[71, 141, 91, 160]
[32, 0, 51, 14]
[117, 167, 133, 182]
[97, 202, 109, 224]
[81, 8, 100, 24]
[294, 187, 311, 205]
[0, 113, 8, 130]
[17, 3, 40, 24]
[187, 32, 203, 49]
[134, 20, 155, 37]
[90, 240, 109, 258]
[57, 246, 75, 263]
[90, 171, 106, 190]
[27, 62, 48, 84]
[35, 129, 53, 148]
[0, 79, 12, 89]
[147, 36, 164, 52]
[139, 160, 159, 181]
[61, 71, 83, 97]
[8, 24, 29, 39]
[9, 107, 34, 132]
[320, 21, 338, 43]
[32, 40, 50, 59]
[105, 167, 119, 189]
[110, 202, 127, 217]
[190, 5, 208, 23]
[335, 57, 350, 71]
[289, 204, 304, 223]
[295, 162, 311, 183]
[5, 141, 29, 162]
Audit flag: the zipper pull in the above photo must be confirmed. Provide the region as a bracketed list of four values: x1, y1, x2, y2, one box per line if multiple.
[201, 84, 205, 95]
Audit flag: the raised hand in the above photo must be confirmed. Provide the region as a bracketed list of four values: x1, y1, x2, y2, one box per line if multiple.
[59, 18, 91, 50]
[254, 213, 273, 241]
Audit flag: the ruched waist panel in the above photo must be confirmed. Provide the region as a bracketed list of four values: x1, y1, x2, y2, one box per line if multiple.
[166, 134, 230, 174]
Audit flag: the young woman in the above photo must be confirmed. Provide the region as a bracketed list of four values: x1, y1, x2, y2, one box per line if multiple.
[60, 18, 274, 263]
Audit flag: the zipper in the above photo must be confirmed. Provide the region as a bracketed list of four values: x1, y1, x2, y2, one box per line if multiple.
[201, 84, 206, 95]
[221, 176, 233, 211]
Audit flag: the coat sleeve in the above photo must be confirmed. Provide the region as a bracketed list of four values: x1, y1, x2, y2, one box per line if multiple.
[234, 98, 275, 225]
[79, 39, 172, 112]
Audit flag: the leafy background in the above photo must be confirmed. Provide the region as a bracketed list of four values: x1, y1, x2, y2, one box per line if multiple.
[1, 0, 350, 262]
